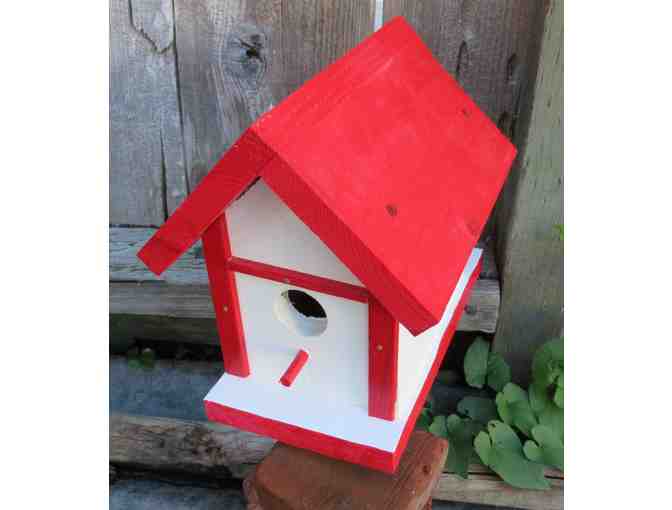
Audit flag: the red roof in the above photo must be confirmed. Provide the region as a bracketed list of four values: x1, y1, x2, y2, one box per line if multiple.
[138, 17, 516, 336]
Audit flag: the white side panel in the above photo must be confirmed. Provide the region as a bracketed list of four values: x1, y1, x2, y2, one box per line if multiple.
[396, 249, 483, 419]
[206, 249, 483, 452]
[227, 180, 362, 285]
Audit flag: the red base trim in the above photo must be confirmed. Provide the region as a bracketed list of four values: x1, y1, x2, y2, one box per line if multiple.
[205, 257, 483, 473]
[205, 401, 397, 473]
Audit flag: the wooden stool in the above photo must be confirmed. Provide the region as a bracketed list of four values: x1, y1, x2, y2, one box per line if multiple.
[243, 431, 447, 510]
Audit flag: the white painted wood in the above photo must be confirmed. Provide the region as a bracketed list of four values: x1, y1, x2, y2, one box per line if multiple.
[205, 249, 482, 452]
[226, 180, 363, 286]
[234, 273, 368, 409]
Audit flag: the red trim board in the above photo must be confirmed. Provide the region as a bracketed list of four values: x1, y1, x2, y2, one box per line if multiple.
[204, 257, 483, 474]
[137, 129, 273, 276]
[202, 215, 250, 377]
[228, 257, 369, 304]
[368, 298, 399, 421]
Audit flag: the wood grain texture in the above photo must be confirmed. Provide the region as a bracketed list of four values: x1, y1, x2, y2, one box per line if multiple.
[383, 0, 543, 129]
[111, 227, 207, 285]
[110, 413, 274, 477]
[253, 431, 447, 510]
[109, 412, 562, 508]
[110, 0, 187, 225]
[494, 0, 563, 383]
[173, 0, 375, 188]
[432, 472, 563, 510]
[109, 277, 498, 334]
[137, 129, 270, 276]
[111, 227, 498, 284]
[383, 1, 544, 241]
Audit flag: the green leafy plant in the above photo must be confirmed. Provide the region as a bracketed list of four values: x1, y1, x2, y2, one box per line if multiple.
[126, 346, 156, 370]
[421, 336, 563, 489]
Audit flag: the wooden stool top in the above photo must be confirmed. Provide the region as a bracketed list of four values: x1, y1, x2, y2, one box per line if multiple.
[247, 430, 447, 510]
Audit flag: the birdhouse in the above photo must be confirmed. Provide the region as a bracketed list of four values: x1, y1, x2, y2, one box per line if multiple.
[137, 17, 516, 474]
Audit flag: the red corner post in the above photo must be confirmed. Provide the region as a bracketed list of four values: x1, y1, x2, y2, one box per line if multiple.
[202, 214, 250, 377]
[368, 298, 399, 421]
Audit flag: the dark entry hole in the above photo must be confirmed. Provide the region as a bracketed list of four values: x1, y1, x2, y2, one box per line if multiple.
[274, 290, 328, 337]
[285, 290, 326, 318]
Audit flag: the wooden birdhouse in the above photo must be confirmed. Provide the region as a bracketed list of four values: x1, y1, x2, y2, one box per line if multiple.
[137, 17, 516, 474]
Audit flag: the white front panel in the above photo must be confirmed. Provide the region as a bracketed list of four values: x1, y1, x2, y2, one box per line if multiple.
[226, 180, 363, 286]
[235, 273, 368, 409]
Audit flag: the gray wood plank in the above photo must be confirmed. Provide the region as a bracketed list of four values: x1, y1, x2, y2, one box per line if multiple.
[173, 0, 375, 188]
[109, 277, 499, 334]
[493, 0, 563, 383]
[383, 1, 544, 241]
[110, 0, 188, 225]
[111, 414, 274, 473]
[110, 412, 562, 508]
[111, 227, 206, 284]
[110, 480, 247, 510]
[383, 1, 543, 130]
[110, 226, 497, 285]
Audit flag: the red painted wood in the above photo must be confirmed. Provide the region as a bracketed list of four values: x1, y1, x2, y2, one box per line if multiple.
[253, 18, 515, 335]
[389, 257, 484, 472]
[204, 401, 396, 474]
[202, 214, 250, 377]
[368, 298, 399, 421]
[204, 256, 481, 474]
[279, 350, 309, 387]
[227, 257, 369, 303]
[137, 129, 274, 276]
[138, 18, 515, 336]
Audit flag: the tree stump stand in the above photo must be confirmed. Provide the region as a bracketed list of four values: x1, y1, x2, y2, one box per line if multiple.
[243, 430, 448, 510]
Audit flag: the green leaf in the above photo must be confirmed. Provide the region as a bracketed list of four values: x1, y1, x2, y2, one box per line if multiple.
[486, 352, 511, 392]
[529, 381, 552, 414]
[457, 397, 498, 424]
[443, 415, 482, 479]
[532, 338, 564, 389]
[475, 421, 550, 490]
[554, 224, 564, 241]
[416, 408, 432, 431]
[538, 402, 564, 442]
[495, 392, 511, 424]
[428, 415, 448, 438]
[474, 431, 492, 466]
[523, 426, 564, 470]
[495, 383, 537, 437]
[487, 420, 522, 451]
[464, 337, 490, 389]
[553, 387, 563, 408]
[523, 441, 543, 462]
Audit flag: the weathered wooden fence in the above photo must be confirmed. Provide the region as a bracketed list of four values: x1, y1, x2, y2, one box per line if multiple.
[110, 0, 563, 381]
